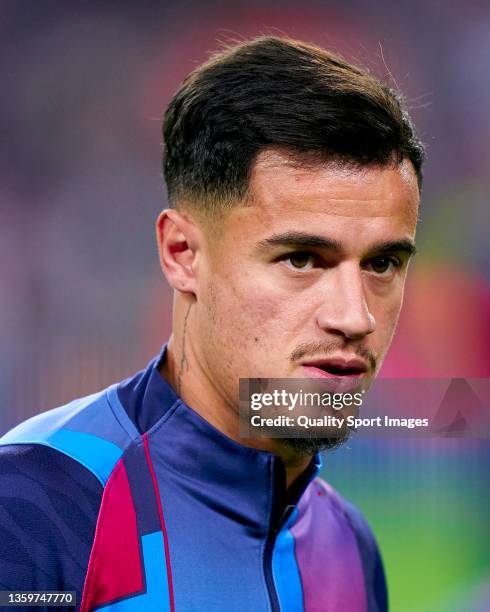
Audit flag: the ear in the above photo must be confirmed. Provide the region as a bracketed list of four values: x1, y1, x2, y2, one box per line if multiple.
[155, 209, 201, 295]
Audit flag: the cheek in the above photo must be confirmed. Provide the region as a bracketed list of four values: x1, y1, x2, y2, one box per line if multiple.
[213, 278, 282, 341]
[201, 271, 300, 370]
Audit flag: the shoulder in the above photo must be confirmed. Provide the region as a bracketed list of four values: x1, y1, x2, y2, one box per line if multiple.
[0, 443, 103, 605]
[313, 476, 379, 554]
[0, 385, 137, 486]
[0, 386, 138, 606]
[0, 442, 104, 542]
[314, 477, 388, 612]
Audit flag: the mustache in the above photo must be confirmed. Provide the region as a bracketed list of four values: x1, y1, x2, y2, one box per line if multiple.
[290, 341, 377, 371]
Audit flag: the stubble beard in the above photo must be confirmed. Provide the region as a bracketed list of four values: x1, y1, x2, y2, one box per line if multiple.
[278, 429, 352, 458]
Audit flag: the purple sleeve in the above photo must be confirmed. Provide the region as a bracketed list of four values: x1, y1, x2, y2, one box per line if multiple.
[342, 498, 389, 612]
[0, 444, 103, 611]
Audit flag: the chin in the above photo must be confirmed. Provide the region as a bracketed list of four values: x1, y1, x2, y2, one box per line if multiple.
[280, 430, 352, 456]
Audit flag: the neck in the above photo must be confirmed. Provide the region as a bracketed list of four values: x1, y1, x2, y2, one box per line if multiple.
[160, 305, 313, 490]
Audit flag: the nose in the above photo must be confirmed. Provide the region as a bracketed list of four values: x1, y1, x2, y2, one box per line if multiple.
[315, 262, 376, 340]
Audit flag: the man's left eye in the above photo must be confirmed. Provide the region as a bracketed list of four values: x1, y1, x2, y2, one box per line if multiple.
[367, 256, 400, 275]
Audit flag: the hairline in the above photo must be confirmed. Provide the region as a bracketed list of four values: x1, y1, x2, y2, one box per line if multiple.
[172, 147, 421, 225]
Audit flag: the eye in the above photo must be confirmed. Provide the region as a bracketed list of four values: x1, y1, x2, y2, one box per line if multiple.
[366, 256, 400, 276]
[283, 252, 318, 271]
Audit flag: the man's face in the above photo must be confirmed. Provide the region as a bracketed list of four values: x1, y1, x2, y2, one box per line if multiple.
[193, 151, 420, 412]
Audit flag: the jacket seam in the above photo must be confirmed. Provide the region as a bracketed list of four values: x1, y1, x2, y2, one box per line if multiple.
[79, 450, 137, 612]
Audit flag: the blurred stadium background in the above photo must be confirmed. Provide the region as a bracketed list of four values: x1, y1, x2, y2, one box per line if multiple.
[1, 1, 489, 610]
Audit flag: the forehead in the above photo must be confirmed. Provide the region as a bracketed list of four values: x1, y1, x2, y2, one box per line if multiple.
[246, 151, 420, 223]
[207, 151, 421, 258]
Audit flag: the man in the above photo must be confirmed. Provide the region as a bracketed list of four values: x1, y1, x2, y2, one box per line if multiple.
[0, 37, 423, 611]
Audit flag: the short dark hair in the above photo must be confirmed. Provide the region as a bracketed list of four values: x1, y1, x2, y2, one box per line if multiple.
[163, 36, 424, 213]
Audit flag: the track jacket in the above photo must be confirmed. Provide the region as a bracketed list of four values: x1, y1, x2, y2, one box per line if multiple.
[0, 346, 387, 611]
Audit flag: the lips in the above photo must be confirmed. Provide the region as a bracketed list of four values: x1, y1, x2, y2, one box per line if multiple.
[300, 357, 368, 379]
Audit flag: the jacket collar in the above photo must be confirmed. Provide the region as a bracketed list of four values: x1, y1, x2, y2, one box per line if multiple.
[117, 344, 321, 529]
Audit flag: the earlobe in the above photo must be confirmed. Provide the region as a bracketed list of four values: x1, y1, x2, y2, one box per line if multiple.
[156, 209, 199, 295]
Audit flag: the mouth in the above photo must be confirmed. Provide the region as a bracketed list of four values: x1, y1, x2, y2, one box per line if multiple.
[300, 358, 368, 379]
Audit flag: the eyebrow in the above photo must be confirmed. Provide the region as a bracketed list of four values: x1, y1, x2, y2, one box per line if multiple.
[257, 232, 342, 251]
[375, 240, 417, 256]
[257, 232, 417, 256]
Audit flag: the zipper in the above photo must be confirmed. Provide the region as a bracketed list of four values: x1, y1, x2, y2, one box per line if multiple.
[263, 458, 292, 612]
[263, 527, 281, 612]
